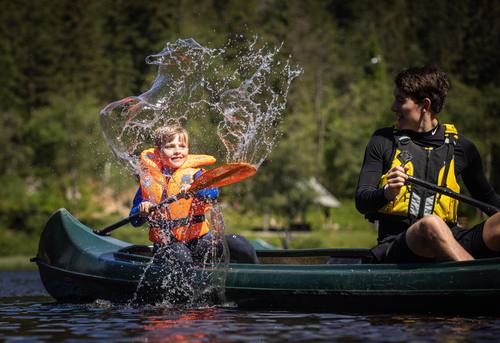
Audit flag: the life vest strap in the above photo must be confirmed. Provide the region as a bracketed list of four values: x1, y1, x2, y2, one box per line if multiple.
[151, 214, 206, 231]
[439, 124, 458, 188]
[443, 123, 458, 137]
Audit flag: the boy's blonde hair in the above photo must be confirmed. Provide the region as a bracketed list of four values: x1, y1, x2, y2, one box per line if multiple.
[153, 125, 188, 148]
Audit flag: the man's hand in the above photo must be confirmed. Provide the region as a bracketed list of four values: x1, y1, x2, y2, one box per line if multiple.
[384, 165, 409, 201]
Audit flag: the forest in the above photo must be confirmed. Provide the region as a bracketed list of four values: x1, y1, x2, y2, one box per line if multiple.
[1, 0, 499, 257]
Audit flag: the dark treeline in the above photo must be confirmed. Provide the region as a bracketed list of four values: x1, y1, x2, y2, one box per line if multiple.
[1, 0, 500, 240]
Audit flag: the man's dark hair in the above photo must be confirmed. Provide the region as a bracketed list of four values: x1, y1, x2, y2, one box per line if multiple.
[395, 66, 451, 114]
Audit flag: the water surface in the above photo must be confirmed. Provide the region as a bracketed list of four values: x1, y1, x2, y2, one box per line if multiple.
[1, 271, 500, 342]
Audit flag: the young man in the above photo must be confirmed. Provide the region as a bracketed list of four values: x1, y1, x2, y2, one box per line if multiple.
[355, 66, 500, 263]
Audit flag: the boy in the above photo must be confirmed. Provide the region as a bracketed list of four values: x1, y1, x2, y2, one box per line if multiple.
[130, 125, 258, 263]
[130, 125, 220, 262]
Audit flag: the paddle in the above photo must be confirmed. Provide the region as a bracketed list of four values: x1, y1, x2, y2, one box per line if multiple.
[95, 162, 257, 236]
[406, 175, 499, 215]
[397, 151, 499, 215]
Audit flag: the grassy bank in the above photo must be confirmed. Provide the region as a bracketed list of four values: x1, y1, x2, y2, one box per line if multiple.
[222, 199, 377, 249]
[0, 256, 36, 270]
[0, 229, 39, 270]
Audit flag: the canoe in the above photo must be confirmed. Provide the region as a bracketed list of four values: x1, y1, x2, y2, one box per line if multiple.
[33, 209, 500, 313]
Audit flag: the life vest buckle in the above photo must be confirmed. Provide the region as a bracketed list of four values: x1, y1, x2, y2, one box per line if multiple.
[397, 150, 413, 166]
[398, 136, 411, 145]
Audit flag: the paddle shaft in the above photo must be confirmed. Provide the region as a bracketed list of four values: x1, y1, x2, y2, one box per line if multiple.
[95, 192, 188, 236]
[406, 175, 499, 215]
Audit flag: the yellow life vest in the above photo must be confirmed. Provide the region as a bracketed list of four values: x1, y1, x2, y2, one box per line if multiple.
[139, 148, 216, 243]
[378, 124, 460, 225]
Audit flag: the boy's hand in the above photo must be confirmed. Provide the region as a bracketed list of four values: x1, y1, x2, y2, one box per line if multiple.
[384, 165, 409, 201]
[138, 201, 153, 215]
[179, 184, 192, 195]
[139, 201, 164, 222]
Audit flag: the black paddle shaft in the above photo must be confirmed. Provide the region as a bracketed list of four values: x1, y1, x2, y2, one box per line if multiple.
[406, 176, 499, 215]
[94, 192, 190, 236]
[398, 150, 499, 215]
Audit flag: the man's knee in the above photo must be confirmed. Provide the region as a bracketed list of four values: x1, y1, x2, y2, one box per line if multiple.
[412, 215, 449, 242]
[483, 213, 500, 251]
[486, 212, 500, 231]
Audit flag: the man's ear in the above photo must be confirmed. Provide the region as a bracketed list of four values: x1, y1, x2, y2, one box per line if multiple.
[422, 98, 432, 113]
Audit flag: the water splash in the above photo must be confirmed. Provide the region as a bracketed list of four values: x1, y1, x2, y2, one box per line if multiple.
[100, 37, 300, 306]
[100, 37, 301, 172]
[100, 38, 223, 172]
[213, 38, 302, 166]
[128, 204, 228, 307]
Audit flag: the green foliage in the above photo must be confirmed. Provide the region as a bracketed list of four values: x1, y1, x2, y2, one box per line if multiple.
[112, 225, 151, 246]
[238, 107, 318, 220]
[0, 226, 39, 257]
[327, 200, 375, 232]
[324, 77, 392, 197]
[288, 230, 376, 249]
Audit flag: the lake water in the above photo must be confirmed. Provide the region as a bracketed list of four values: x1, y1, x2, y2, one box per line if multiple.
[2, 271, 500, 342]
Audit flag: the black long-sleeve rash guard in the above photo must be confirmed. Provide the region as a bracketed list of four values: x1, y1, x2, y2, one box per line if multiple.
[355, 124, 500, 226]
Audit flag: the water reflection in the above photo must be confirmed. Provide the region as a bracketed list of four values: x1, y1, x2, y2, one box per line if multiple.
[2, 271, 500, 342]
[143, 307, 219, 342]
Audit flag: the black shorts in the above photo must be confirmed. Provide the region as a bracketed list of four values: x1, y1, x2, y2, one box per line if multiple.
[371, 221, 498, 263]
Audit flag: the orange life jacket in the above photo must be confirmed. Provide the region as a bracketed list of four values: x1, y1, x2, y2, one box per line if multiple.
[139, 148, 216, 243]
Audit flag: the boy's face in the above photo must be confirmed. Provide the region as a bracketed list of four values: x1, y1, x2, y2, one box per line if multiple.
[159, 134, 188, 170]
[391, 87, 425, 131]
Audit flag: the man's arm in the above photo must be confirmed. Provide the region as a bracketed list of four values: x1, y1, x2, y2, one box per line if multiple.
[355, 130, 393, 215]
[461, 139, 500, 215]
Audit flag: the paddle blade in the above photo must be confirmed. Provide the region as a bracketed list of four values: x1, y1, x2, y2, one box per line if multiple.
[190, 163, 257, 192]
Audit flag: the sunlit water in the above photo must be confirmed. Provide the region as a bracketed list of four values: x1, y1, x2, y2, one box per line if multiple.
[2, 271, 500, 342]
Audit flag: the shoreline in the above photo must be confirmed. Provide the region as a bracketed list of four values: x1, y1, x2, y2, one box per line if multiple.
[0, 256, 36, 271]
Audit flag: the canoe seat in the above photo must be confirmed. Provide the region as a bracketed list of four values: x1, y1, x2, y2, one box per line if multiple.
[117, 245, 153, 257]
[326, 256, 364, 264]
[256, 248, 373, 265]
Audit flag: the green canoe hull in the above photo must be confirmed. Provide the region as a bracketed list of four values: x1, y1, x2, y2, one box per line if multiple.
[33, 209, 500, 313]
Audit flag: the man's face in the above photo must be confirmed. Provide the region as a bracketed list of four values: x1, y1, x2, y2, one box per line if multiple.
[159, 134, 188, 170]
[391, 87, 424, 131]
